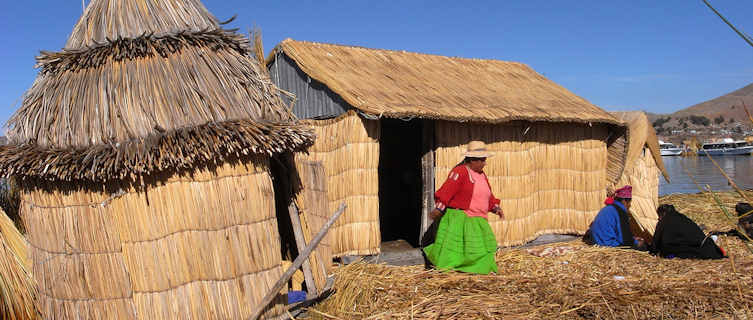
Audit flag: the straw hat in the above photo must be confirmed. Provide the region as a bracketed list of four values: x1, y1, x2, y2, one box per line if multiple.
[463, 141, 494, 158]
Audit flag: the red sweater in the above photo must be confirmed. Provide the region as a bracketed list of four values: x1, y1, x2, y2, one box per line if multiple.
[434, 165, 500, 212]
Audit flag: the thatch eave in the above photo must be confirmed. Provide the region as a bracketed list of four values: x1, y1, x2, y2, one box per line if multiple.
[0, 119, 314, 183]
[356, 109, 622, 126]
[10, 31, 298, 150]
[36, 28, 250, 75]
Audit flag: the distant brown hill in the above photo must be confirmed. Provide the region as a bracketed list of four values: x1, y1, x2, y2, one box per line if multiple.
[672, 83, 753, 122]
[648, 83, 753, 143]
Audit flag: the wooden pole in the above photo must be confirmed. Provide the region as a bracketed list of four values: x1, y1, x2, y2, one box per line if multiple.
[419, 119, 435, 245]
[299, 207, 329, 288]
[249, 203, 347, 320]
[287, 202, 318, 297]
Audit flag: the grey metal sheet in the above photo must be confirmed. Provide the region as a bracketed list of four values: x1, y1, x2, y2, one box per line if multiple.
[269, 53, 350, 120]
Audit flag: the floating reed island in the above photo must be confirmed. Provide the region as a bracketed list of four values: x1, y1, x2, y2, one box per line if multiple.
[305, 190, 753, 320]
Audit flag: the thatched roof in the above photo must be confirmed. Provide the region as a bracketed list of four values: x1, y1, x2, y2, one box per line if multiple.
[611, 111, 669, 183]
[1, 0, 314, 182]
[269, 39, 621, 125]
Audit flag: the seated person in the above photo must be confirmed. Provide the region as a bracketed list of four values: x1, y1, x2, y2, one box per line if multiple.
[735, 202, 753, 240]
[585, 185, 645, 248]
[652, 204, 725, 259]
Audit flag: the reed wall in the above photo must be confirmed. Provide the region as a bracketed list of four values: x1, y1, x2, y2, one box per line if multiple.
[435, 121, 610, 246]
[297, 112, 381, 257]
[20, 157, 285, 319]
[618, 147, 661, 240]
[293, 160, 332, 289]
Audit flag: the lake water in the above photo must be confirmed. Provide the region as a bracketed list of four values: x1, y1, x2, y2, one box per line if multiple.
[659, 156, 753, 195]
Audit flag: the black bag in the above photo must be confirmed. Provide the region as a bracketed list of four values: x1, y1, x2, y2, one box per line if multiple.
[420, 217, 441, 248]
[582, 229, 595, 245]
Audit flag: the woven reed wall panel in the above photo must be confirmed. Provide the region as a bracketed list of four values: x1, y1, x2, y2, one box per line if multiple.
[607, 130, 628, 186]
[22, 189, 137, 319]
[435, 121, 609, 246]
[294, 160, 332, 288]
[618, 148, 661, 240]
[297, 112, 381, 257]
[21, 157, 286, 319]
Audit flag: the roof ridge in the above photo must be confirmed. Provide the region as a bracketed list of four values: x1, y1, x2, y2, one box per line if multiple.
[280, 38, 530, 66]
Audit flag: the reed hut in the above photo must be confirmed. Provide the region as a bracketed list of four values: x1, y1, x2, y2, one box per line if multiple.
[611, 112, 670, 240]
[0, 0, 313, 318]
[267, 39, 628, 254]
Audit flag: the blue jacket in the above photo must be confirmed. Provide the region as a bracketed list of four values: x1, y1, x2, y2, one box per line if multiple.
[589, 202, 628, 247]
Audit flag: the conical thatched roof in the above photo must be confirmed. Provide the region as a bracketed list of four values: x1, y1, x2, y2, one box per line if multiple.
[0, 0, 314, 182]
[269, 39, 622, 125]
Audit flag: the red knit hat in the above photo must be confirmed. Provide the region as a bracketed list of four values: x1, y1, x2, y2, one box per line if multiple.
[615, 185, 632, 199]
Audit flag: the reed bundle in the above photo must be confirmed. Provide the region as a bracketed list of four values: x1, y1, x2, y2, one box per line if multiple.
[435, 121, 610, 246]
[0, 208, 37, 320]
[0, 179, 22, 233]
[297, 112, 381, 257]
[305, 190, 753, 320]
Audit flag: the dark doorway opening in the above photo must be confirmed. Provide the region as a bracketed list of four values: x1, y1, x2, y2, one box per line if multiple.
[378, 118, 423, 248]
[269, 154, 299, 262]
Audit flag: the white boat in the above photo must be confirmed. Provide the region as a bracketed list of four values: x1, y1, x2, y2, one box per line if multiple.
[697, 138, 753, 156]
[659, 140, 683, 156]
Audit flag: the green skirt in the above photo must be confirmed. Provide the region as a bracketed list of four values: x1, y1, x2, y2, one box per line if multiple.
[422, 209, 498, 274]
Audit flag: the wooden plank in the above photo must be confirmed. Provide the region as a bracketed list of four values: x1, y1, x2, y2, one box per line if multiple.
[419, 119, 435, 245]
[295, 159, 331, 287]
[250, 203, 347, 320]
[299, 211, 329, 285]
[287, 203, 318, 297]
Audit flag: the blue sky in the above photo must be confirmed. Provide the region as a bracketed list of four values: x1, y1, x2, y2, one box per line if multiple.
[1, 0, 751, 127]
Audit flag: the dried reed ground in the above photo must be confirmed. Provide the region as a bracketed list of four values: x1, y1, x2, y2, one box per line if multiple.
[307, 190, 753, 319]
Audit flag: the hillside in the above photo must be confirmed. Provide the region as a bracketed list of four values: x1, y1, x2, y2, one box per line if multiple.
[650, 83, 753, 143]
[673, 83, 753, 122]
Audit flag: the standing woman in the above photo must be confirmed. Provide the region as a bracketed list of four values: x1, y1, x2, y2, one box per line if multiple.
[423, 141, 504, 274]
